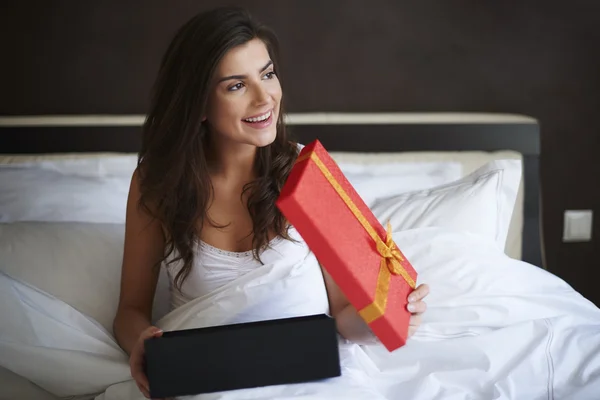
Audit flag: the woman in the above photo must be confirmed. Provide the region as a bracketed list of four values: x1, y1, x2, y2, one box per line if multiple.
[113, 6, 429, 398]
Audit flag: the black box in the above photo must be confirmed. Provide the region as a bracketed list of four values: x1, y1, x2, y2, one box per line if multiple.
[144, 314, 341, 398]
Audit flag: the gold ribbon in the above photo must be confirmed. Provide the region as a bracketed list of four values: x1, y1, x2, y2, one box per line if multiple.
[295, 151, 416, 324]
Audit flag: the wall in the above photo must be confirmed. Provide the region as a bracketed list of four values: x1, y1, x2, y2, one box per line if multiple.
[1, 1, 599, 305]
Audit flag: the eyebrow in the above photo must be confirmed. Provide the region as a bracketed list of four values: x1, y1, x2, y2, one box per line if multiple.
[217, 60, 274, 83]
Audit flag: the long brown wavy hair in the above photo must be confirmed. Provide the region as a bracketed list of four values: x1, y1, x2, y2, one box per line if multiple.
[137, 7, 299, 290]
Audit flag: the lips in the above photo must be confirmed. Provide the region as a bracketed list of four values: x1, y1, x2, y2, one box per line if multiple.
[241, 109, 274, 129]
[242, 110, 272, 123]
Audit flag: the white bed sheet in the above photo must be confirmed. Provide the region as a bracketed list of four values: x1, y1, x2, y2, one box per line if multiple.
[1, 226, 599, 400]
[0, 366, 59, 400]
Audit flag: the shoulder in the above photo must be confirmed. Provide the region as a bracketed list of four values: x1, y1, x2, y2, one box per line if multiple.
[129, 167, 169, 238]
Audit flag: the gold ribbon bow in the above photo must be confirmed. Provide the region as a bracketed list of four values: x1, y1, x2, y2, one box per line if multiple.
[296, 150, 416, 324]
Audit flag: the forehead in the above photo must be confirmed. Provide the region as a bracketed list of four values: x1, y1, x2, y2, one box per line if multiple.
[215, 38, 271, 75]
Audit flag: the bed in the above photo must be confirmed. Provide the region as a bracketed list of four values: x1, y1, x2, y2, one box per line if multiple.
[1, 112, 599, 400]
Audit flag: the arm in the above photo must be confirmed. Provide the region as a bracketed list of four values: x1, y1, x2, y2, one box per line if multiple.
[320, 268, 375, 344]
[113, 168, 165, 355]
[320, 266, 429, 344]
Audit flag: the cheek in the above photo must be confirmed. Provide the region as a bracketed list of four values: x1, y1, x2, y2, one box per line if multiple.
[268, 81, 283, 102]
[209, 95, 242, 123]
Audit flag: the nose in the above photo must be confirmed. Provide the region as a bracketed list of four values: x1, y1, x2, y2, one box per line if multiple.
[252, 85, 270, 106]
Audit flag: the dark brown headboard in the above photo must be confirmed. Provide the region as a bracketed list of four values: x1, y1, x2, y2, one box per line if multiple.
[0, 112, 542, 268]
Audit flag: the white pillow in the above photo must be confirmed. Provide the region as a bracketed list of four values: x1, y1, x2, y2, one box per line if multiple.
[371, 160, 522, 249]
[0, 163, 132, 223]
[339, 161, 463, 208]
[0, 154, 462, 224]
[0, 155, 138, 177]
[0, 222, 171, 332]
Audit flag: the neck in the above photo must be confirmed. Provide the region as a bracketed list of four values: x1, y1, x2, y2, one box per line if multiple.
[206, 136, 258, 183]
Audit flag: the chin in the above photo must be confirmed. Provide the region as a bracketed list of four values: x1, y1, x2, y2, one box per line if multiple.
[241, 125, 277, 148]
[253, 137, 277, 148]
[259, 128, 278, 146]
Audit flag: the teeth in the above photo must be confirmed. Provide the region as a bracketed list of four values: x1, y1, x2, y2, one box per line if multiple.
[244, 111, 271, 122]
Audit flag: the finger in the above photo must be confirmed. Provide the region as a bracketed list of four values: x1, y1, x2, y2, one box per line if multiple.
[132, 370, 150, 393]
[407, 300, 427, 314]
[409, 314, 422, 327]
[136, 381, 151, 398]
[408, 284, 430, 302]
[138, 374, 150, 396]
[130, 352, 145, 373]
[408, 326, 417, 338]
[132, 328, 162, 395]
[133, 376, 150, 394]
[408, 321, 420, 338]
[142, 327, 163, 340]
[412, 283, 430, 300]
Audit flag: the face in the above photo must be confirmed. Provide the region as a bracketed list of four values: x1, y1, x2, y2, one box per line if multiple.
[205, 38, 282, 148]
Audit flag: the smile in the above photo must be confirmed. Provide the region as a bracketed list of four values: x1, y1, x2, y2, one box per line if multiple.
[243, 110, 272, 123]
[242, 109, 274, 128]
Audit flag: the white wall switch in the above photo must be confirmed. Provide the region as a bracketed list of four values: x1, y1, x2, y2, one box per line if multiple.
[563, 210, 593, 242]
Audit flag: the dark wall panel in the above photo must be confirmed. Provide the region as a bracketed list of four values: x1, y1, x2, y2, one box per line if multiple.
[1, 0, 599, 305]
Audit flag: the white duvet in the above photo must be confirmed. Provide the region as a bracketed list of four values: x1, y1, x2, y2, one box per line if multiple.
[1, 226, 600, 400]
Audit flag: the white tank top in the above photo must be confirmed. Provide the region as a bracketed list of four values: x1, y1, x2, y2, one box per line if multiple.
[165, 227, 323, 311]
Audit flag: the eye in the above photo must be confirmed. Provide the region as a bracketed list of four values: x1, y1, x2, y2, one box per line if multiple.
[263, 71, 277, 80]
[228, 82, 244, 92]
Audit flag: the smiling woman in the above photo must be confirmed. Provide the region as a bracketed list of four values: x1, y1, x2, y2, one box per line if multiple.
[110, 6, 429, 398]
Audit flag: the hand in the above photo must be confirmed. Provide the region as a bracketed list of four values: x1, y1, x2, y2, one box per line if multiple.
[130, 326, 163, 398]
[407, 283, 429, 338]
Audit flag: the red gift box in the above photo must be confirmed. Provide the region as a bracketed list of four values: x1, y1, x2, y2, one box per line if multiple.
[276, 140, 418, 351]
